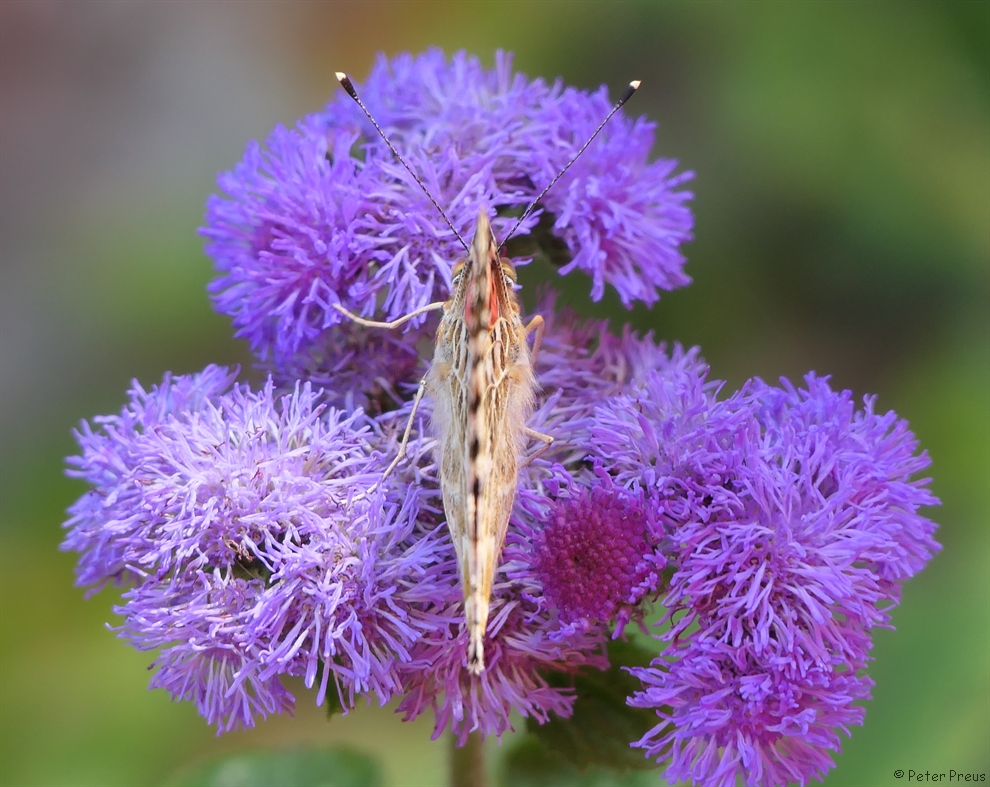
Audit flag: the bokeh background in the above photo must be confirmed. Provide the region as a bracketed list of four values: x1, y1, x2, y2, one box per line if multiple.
[1, 2, 986, 785]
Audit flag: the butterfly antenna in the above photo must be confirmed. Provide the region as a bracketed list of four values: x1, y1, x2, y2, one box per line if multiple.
[499, 79, 641, 252]
[336, 72, 469, 252]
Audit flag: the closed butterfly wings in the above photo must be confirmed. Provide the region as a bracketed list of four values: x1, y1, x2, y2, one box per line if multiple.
[430, 209, 536, 674]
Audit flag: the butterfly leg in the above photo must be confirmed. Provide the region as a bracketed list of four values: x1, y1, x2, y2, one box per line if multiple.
[332, 302, 440, 484]
[333, 301, 444, 329]
[520, 314, 553, 468]
[378, 376, 428, 483]
[333, 301, 443, 481]
[524, 314, 546, 366]
[519, 426, 554, 469]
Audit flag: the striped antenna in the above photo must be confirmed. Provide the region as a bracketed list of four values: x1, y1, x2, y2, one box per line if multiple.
[498, 79, 641, 252]
[335, 71, 469, 252]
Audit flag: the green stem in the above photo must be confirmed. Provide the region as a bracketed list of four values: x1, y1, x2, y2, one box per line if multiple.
[449, 731, 487, 787]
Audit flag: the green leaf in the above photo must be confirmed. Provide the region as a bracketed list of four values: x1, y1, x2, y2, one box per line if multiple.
[163, 746, 382, 787]
[499, 736, 665, 787]
[525, 638, 662, 772]
[324, 684, 346, 719]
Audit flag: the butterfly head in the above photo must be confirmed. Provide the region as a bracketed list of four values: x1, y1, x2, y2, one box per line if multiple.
[456, 208, 519, 331]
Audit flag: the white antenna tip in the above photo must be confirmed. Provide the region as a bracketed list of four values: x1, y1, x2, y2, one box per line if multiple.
[336, 72, 359, 100]
[617, 80, 641, 107]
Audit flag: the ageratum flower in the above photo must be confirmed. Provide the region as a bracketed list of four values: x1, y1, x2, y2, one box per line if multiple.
[604, 374, 941, 787]
[63, 367, 453, 731]
[202, 49, 693, 382]
[534, 468, 664, 631]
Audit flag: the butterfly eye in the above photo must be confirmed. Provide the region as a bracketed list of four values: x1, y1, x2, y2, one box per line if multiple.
[452, 261, 466, 279]
[500, 261, 518, 283]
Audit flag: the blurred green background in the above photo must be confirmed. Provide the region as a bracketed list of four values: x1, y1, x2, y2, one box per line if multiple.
[1, 2, 986, 785]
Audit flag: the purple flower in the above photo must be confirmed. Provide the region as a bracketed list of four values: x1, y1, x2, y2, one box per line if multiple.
[534, 469, 664, 631]
[63, 364, 242, 591]
[63, 367, 454, 731]
[202, 50, 693, 375]
[119, 578, 297, 733]
[535, 89, 694, 305]
[608, 374, 940, 786]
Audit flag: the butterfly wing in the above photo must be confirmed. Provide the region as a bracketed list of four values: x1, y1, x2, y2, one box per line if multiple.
[429, 209, 535, 674]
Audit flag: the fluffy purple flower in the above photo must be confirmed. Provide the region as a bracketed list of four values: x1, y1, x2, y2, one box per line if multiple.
[119, 578, 297, 732]
[202, 49, 693, 374]
[534, 470, 664, 630]
[606, 374, 940, 786]
[63, 367, 453, 731]
[535, 89, 694, 304]
[63, 365, 243, 591]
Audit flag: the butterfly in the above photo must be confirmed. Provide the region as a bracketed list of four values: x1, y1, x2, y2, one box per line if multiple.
[332, 71, 638, 672]
[429, 207, 550, 673]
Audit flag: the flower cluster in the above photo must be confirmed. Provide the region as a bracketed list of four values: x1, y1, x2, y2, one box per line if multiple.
[600, 373, 940, 785]
[202, 49, 693, 391]
[64, 49, 939, 786]
[64, 368, 453, 728]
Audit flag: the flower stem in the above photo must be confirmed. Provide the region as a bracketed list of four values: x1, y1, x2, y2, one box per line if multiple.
[449, 731, 487, 787]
